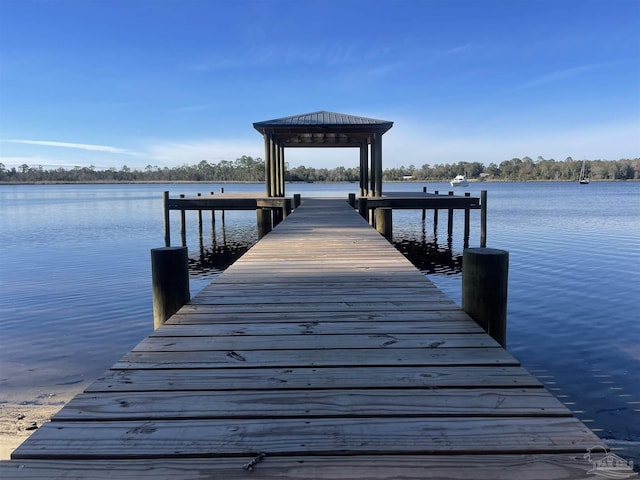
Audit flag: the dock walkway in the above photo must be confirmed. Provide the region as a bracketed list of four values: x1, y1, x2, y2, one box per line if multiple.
[1, 198, 625, 479]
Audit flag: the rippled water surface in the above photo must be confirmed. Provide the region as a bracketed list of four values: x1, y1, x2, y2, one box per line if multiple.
[1, 181, 638, 456]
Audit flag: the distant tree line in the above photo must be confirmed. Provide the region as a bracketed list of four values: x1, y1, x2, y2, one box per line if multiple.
[1, 156, 638, 183]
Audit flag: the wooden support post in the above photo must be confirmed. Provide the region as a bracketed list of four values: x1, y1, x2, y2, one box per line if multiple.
[256, 208, 272, 239]
[433, 189, 439, 233]
[447, 191, 454, 239]
[480, 190, 487, 248]
[280, 145, 286, 197]
[293, 193, 301, 209]
[376, 207, 393, 242]
[373, 133, 383, 196]
[274, 143, 281, 197]
[264, 134, 272, 197]
[210, 192, 216, 227]
[197, 193, 203, 240]
[151, 246, 190, 329]
[358, 197, 368, 219]
[270, 138, 277, 197]
[163, 191, 170, 247]
[422, 186, 427, 219]
[462, 248, 509, 347]
[179, 194, 186, 247]
[272, 208, 283, 226]
[464, 192, 471, 248]
[359, 143, 367, 197]
[348, 193, 356, 208]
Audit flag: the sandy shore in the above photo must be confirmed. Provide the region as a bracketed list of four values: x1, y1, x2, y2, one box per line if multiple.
[0, 403, 67, 460]
[0, 380, 85, 460]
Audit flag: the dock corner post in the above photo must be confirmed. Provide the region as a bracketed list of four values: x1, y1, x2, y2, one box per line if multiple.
[462, 247, 509, 347]
[376, 207, 393, 242]
[163, 191, 170, 247]
[151, 246, 190, 329]
[293, 193, 301, 209]
[480, 190, 487, 248]
[348, 193, 356, 208]
[358, 196, 368, 219]
[256, 208, 272, 239]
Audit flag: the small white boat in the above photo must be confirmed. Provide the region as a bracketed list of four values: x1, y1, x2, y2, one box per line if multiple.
[579, 160, 590, 184]
[450, 174, 469, 187]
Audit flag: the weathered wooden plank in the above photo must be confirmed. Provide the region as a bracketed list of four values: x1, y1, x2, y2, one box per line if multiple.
[177, 302, 461, 313]
[11, 417, 601, 459]
[165, 310, 477, 325]
[87, 366, 543, 392]
[200, 273, 431, 284]
[55, 388, 571, 421]
[114, 347, 518, 369]
[187, 294, 453, 305]
[133, 333, 499, 351]
[195, 285, 441, 297]
[3, 453, 624, 480]
[155, 319, 485, 335]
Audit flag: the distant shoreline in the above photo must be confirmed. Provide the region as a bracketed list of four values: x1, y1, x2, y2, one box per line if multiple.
[1, 179, 637, 186]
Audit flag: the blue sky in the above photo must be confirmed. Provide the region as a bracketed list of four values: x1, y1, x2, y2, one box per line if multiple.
[1, 0, 638, 170]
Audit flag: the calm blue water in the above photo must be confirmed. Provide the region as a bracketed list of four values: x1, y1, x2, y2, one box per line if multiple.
[1, 182, 639, 453]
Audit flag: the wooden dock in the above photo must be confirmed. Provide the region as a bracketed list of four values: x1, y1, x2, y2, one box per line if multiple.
[2, 198, 632, 479]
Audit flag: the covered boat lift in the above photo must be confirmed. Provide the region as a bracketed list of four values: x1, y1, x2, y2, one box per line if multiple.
[253, 110, 393, 197]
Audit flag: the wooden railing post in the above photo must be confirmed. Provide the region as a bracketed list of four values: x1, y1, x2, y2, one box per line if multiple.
[179, 194, 186, 247]
[462, 247, 509, 347]
[151, 246, 190, 329]
[163, 191, 170, 247]
[480, 190, 487, 248]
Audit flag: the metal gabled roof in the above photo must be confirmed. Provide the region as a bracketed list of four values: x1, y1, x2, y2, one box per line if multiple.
[254, 110, 393, 129]
[253, 111, 393, 147]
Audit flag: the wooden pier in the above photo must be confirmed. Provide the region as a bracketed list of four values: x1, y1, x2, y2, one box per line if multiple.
[1, 198, 631, 479]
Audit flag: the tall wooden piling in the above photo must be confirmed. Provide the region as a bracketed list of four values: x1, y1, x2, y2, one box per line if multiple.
[375, 207, 392, 241]
[197, 193, 203, 239]
[462, 247, 509, 347]
[151, 246, 190, 329]
[480, 190, 487, 248]
[464, 192, 471, 248]
[256, 209, 272, 239]
[163, 191, 170, 247]
[179, 194, 186, 247]
[447, 191, 454, 238]
[358, 197, 368, 219]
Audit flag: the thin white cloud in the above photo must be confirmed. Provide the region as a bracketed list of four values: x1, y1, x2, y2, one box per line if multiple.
[147, 139, 264, 165]
[516, 63, 604, 90]
[443, 44, 474, 55]
[5, 139, 140, 156]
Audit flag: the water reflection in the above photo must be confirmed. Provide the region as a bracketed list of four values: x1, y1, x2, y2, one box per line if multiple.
[189, 240, 255, 279]
[393, 236, 462, 275]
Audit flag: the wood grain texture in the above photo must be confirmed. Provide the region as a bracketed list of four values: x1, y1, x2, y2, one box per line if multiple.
[4, 197, 616, 478]
[2, 454, 618, 480]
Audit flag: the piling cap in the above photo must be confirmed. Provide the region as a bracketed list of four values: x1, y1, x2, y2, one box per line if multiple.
[464, 247, 508, 256]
